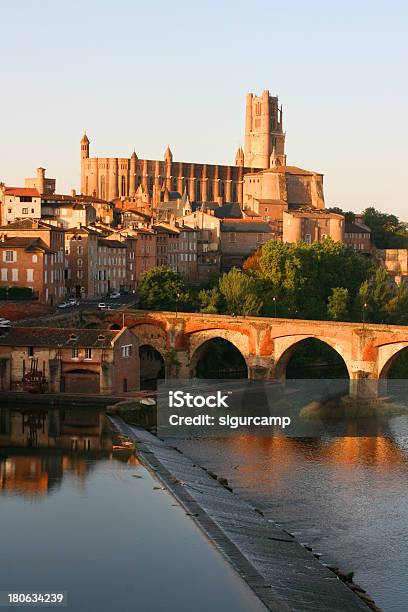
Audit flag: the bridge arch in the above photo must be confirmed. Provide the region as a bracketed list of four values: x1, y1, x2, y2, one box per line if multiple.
[188, 329, 250, 378]
[274, 336, 351, 379]
[377, 342, 408, 379]
[139, 344, 166, 390]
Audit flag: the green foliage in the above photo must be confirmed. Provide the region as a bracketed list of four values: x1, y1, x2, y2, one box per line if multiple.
[362, 207, 408, 248]
[198, 287, 221, 314]
[218, 268, 263, 316]
[327, 207, 355, 223]
[385, 282, 408, 325]
[138, 266, 192, 311]
[0, 286, 34, 299]
[327, 287, 349, 321]
[252, 239, 372, 319]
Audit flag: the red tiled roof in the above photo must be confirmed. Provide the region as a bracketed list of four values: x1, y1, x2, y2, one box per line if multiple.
[4, 187, 40, 197]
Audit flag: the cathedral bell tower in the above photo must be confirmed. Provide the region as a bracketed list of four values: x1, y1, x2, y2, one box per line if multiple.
[244, 90, 286, 169]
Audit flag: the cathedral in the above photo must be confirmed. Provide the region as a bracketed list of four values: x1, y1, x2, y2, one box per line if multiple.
[80, 90, 324, 211]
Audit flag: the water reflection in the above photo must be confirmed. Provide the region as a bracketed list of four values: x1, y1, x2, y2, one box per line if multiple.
[172, 423, 408, 612]
[0, 405, 134, 498]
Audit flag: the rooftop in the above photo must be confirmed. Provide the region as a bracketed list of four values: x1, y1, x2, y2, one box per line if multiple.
[221, 219, 273, 233]
[247, 166, 322, 177]
[0, 237, 51, 252]
[0, 327, 125, 348]
[0, 219, 59, 231]
[4, 187, 40, 197]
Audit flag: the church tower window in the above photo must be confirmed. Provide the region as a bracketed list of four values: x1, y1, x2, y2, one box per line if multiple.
[100, 176, 106, 200]
[121, 175, 126, 196]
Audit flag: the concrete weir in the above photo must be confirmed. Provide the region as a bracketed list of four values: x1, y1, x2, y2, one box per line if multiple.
[110, 417, 370, 611]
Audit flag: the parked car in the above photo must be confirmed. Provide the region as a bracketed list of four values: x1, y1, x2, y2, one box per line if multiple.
[109, 292, 121, 299]
[68, 298, 79, 306]
[98, 302, 107, 310]
[57, 302, 70, 309]
[0, 318, 11, 325]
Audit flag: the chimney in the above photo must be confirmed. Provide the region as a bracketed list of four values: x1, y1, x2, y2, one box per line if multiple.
[71, 189, 76, 197]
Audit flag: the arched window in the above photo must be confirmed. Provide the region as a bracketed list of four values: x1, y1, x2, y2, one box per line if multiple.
[85, 176, 89, 194]
[100, 176, 105, 200]
[219, 181, 224, 198]
[121, 175, 126, 196]
[195, 179, 201, 202]
[232, 182, 237, 202]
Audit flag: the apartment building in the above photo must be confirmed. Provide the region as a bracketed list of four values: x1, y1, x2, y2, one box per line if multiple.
[0, 219, 65, 304]
[0, 187, 41, 225]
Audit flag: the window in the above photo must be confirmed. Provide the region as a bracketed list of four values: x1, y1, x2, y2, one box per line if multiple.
[100, 176, 106, 200]
[27, 269, 34, 282]
[257, 233, 263, 243]
[121, 344, 132, 358]
[32, 254, 37, 263]
[84, 348, 92, 360]
[22, 207, 29, 214]
[229, 232, 236, 243]
[1, 269, 7, 281]
[71, 348, 79, 359]
[28, 347, 34, 357]
[12, 269, 18, 281]
[71, 438, 78, 451]
[304, 233, 312, 244]
[77, 258, 83, 267]
[5, 250, 15, 262]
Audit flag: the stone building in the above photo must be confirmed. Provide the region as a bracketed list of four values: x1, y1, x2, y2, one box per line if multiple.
[64, 226, 99, 298]
[282, 209, 344, 244]
[0, 326, 139, 394]
[378, 249, 408, 284]
[344, 221, 372, 253]
[0, 219, 65, 304]
[42, 195, 97, 228]
[220, 219, 274, 270]
[79, 91, 291, 207]
[0, 187, 41, 225]
[24, 167, 56, 195]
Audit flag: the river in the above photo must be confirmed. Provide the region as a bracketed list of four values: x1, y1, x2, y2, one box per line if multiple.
[0, 404, 267, 612]
[171, 416, 408, 612]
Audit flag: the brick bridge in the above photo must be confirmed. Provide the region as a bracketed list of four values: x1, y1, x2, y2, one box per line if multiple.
[91, 310, 408, 397]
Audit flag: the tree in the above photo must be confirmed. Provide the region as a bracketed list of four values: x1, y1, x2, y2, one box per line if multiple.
[327, 287, 349, 321]
[218, 268, 263, 316]
[138, 266, 192, 311]
[198, 287, 221, 314]
[353, 267, 393, 323]
[327, 207, 355, 223]
[385, 282, 408, 325]
[249, 239, 372, 320]
[362, 207, 408, 248]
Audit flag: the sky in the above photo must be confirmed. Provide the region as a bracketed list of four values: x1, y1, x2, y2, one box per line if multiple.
[0, 0, 407, 216]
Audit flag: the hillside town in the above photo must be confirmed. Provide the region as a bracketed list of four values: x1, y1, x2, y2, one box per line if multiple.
[0, 91, 406, 307]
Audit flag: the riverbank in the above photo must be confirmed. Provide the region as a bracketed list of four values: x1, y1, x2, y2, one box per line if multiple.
[110, 416, 375, 611]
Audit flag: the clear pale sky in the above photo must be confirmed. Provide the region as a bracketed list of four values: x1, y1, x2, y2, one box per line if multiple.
[1, 0, 407, 215]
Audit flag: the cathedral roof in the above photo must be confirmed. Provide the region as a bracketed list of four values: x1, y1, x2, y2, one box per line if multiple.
[260, 165, 322, 176]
